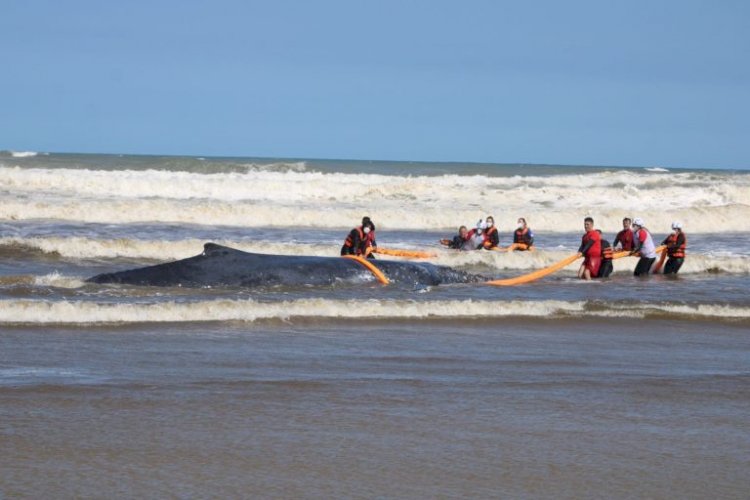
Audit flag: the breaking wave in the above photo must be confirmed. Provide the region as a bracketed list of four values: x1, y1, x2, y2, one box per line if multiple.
[1, 166, 749, 232]
[0, 298, 748, 325]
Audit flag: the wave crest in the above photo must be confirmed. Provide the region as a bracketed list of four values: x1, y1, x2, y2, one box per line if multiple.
[0, 298, 747, 325]
[2, 167, 749, 232]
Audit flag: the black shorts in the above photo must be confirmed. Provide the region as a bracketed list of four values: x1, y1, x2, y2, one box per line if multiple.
[664, 258, 684, 275]
[634, 257, 656, 276]
[597, 260, 613, 278]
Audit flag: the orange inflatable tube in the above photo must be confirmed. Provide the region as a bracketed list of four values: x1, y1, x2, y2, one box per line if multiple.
[485, 245, 667, 286]
[342, 255, 390, 284]
[485, 253, 582, 286]
[371, 247, 437, 259]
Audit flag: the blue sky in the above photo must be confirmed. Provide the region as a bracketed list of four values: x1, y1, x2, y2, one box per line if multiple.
[2, 0, 749, 168]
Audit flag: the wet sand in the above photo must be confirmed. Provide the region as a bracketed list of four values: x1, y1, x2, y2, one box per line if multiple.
[2, 318, 748, 499]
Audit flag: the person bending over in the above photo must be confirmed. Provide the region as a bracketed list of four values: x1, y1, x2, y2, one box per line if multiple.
[341, 216, 377, 258]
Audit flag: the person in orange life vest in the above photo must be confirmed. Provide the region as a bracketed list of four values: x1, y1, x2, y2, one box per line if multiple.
[630, 217, 657, 276]
[577, 217, 602, 280]
[363, 222, 378, 258]
[341, 216, 377, 258]
[440, 225, 474, 250]
[613, 217, 634, 251]
[483, 216, 500, 249]
[513, 218, 535, 249]
[466, 220, 486, 250]
[596, 229, 614, 278]
[661, 221, 686, 275]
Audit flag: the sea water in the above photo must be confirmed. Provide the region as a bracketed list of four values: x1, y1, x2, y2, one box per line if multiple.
[1, 151, 749, 498]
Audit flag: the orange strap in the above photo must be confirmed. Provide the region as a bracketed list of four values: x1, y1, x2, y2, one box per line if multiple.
[612, 244, 666, 260]
[342, 255, 390, 284]
[490, 243, 533, 252]
[651, 247, 668, 273]
[371, 247, 436, 259]
[486, 253, 582, 286]
[506, 243, 531, 252]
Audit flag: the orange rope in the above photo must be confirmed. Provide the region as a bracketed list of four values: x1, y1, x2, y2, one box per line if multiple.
[342, 255, 390, 284]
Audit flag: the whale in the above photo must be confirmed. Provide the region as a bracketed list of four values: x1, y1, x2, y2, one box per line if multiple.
[87, 243, 480, 288]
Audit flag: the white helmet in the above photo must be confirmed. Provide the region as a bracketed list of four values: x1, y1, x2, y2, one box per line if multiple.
[633, 217, 645, 227]
[671, 221, 682, 230]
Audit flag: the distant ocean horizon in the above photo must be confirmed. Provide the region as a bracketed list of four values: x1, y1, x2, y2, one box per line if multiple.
[3, 148, 747, 173]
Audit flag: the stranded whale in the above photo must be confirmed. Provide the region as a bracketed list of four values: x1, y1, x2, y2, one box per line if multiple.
[87, 243, 480, 288]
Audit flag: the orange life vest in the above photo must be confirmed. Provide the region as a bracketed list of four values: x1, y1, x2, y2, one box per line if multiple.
[601, 243, 613, 260]
[666, 232, 686, 258]
[343, 226, 365, 254]
[483, 226, 498, 248]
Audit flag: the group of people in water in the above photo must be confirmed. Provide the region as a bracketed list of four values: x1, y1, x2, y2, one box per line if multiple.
[439, 216, 535, 252]
[341, 214, 687, 279]
[578, 216, 687, 280]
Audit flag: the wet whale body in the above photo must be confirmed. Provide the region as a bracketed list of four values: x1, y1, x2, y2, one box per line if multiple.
[87, 243, 479, 288]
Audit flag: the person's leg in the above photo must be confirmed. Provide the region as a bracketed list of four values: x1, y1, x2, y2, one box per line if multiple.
[666, 258, 684, 274]
[634, 257, 655, 276]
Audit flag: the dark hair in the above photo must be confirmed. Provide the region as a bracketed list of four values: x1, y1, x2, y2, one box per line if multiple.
[596, 229, 602, 234]
[623, 217, 631, 223]
[518, 217, 527, 225]
[459, 225, 467, 231]
[362, 216, 372, 227]
[584, 217, 594, 224]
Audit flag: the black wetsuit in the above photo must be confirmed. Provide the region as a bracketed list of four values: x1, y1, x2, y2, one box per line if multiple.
[597, 239, 614, 278]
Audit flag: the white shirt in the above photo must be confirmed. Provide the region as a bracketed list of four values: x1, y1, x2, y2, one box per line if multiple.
[634, 228, 656, 258]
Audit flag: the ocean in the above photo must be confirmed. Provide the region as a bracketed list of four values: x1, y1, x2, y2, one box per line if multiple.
[1, 150, 749, 498]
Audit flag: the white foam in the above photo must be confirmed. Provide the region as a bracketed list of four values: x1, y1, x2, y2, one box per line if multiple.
[32, 271, 86, 289]
[10, 151, 38, 158]
[1, 166, 749, 232]
[0, 298, 747, 325]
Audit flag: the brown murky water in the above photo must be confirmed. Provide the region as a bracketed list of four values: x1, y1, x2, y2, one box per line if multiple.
[2, 318, 748, 499]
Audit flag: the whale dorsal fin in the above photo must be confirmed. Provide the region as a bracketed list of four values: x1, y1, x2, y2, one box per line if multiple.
[203, 242, 231, 256]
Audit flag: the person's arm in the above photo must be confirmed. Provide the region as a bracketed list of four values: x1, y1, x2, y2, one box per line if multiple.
[613, 232, 622, 248]
[662, 236, 671, 247]
[490, 230, 499, 247]
[631, 230, 643, 254]
[527, 230, 534, 246]
[578, 239, 593, 254]
[676, 233, 686, 249]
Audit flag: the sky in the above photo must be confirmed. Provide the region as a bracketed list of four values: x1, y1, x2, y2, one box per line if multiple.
[1, 0, 749, 168]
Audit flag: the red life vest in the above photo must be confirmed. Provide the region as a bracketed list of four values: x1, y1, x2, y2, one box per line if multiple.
[616, 229, 634, 251]
[514, 227, 531, 245]
[484, 226, 498, 248]
[343, 226, 365, 254]
[666, 232, 687, 258]
[601, 243, 613, 259]
[582, 230, 601, 258]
